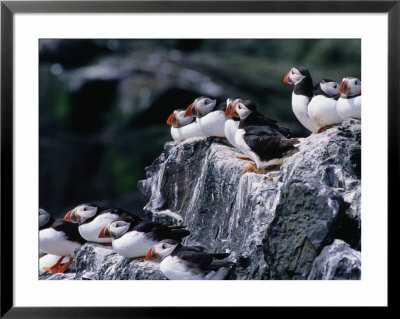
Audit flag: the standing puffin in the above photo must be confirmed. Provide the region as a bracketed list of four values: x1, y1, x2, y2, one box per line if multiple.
[39, 208, 86, 273]
[283, 66, 319, 133]
[167, 109, 207, 141]
[224, 97, 241, 148]
[308, 79, 342, 133]
[184, 96, 227, 137]
[146, 239, 234, 280]
[336, 77, 361, 120]
[98, 220, 190, 259]
[64, 204, 143, 244]
[226, 99, 298, 174]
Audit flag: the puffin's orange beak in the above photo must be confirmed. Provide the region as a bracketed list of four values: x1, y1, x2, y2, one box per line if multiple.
[358, 87, 361, 94]
[167, 112, 175, 125]
[64, 209, 74, 222]
[283, 71, 291, 84]
[145, 247, 159, 260]
[339, 80, 346, 94]
[98, 225, 111, 238]
[225, 102, 232, 117]
[184, 103, 194, 117]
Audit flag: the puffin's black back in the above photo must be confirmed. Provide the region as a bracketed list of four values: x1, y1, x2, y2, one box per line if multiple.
[132, 221, 190, 242]
[52, 219, 86, 244]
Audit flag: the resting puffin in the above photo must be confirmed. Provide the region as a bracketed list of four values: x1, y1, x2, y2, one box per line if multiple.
[64, 204, 143, 244]
[224, 97, 241, 148]
[184, 96, 227, 137]
[308, 79, 342, 133]
[146, 239, 234, 280]
[283, 66, 319, 133]
[336, 77, 361, 120]
[167, 109, 207, 141]
[39, 208, 86, 273]
[98, 220, 190, 259]
[226, 99, 298, 174]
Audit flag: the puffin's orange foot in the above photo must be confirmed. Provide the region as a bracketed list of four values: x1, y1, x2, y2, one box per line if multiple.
[101, 243, 112, 247]
[236, 156, 254, 162]
[43, 256, 64, 272]
[241, 163, 260, 175]
[53, 257, 73, 274]
[315, 128, 323, 134]
[132, 256, 146, 260]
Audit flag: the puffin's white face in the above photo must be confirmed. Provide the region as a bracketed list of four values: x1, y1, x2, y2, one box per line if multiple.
[108, 220, 130, 239]
[340, 77, 361, 96]
[39, 209, 51, 227]
[320, 80, 340, 97]
[286, 67, 306, 85]
[193, 97, 216, 116]
[146, 240, 179, 260]
[231, 100, 252, 119]
[167, 110, 194, 128]
[69, 204, 98, 224]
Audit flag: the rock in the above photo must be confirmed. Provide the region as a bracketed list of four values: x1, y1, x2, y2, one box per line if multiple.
[40, 119, 361, 280]
[138, 119, 361, 280]
[307, 239, 361, 280]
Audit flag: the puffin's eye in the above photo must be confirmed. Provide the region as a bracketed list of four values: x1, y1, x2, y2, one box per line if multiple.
[83, 207, 87, 211]
[161, 244, 166, 249]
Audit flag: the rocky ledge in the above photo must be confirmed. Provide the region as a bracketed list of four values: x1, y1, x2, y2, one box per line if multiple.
[40, 119, 361, 280]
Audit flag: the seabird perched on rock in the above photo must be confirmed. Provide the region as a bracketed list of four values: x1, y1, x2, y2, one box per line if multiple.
[336, 77, 361, 120]
[39, 208, 86, 273]
[98, 220, 190, 259]
[283, 66, 319, 133]
[184, 96, 227, 138]
[226, 99, 298, 174]
[146, 239, 234, 280]
[64, 204, 143, 245]
[308, 79, 342, 133]
[224, 97, 241, 148]
[167, 109, 208, 141]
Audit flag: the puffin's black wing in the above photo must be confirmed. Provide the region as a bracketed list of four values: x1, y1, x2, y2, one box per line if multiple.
[243, 125, 297, 162]
[134, 221, 190, 242]
[254, 113, 291, 137]
[52, 219, 86, 244]
[173, 247, 214, 267]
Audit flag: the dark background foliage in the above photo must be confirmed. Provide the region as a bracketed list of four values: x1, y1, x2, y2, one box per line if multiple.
[39, 39, 360, 217]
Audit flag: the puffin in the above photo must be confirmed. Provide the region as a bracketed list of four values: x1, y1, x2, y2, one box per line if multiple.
[167, 109, 207, 141]
[98, 220, 190, 259]
[336, 77, 361, 120]
[145, 239, 234, 280]
[308, 79, 342, 133]
[184, 96, 227, 137]
[283, 66, 319, 133]
[64, 204, 143, 244]
[226, 99, 298, 174]
[224, 97, 241, 148]
[39, 208, 86, 273]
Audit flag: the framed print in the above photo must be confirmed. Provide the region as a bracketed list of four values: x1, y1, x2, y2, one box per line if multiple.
[1, 0, 396, 317]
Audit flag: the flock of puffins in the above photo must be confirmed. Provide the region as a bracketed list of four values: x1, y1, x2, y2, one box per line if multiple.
[39, 66, 361, 280]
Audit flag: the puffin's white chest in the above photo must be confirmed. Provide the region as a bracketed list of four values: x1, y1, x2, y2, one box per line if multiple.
[112, 231, 157, 258]
[291, 93, 319, 132]
[224, 119, 239, 147]
[170, 123, 207, 141]
[160, 256, 204, 280]
[79, 213, 117, 243]
[197, 111, 226, 137]
[336, 96, 361, 120]
[40, 228, 82, 257]
[308, 95, 342, 129]
[234, 129, 261, 167]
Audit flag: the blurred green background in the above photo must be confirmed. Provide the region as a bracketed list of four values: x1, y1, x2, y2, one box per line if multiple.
[39, 39, 361, 217]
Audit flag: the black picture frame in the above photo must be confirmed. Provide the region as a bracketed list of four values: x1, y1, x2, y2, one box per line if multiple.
[1, 1, 396, 317]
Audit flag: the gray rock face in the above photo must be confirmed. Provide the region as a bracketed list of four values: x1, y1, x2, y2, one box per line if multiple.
[307, 239, 361, 280]
[39, 119, 361, 280]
